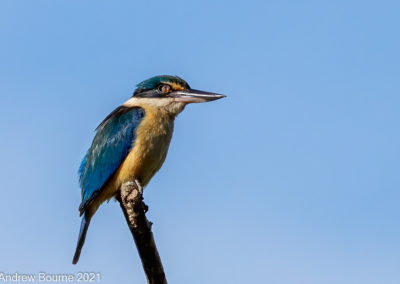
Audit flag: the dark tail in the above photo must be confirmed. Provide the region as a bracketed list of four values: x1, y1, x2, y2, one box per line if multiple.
[72, 214, 91, 264]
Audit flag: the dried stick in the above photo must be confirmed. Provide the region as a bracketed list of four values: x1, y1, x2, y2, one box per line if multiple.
[117, 181, 167, 284]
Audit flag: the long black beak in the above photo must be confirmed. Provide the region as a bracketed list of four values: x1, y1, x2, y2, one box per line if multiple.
[169, 89, 226, 103]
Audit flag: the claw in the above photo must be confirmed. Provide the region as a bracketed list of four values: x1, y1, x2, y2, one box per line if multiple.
[142, 202, 149, 213]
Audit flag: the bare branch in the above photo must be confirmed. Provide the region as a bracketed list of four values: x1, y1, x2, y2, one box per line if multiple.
[117, 181, 167, 284]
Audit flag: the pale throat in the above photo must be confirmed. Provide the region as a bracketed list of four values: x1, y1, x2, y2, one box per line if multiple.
[123, 97, 187, 116]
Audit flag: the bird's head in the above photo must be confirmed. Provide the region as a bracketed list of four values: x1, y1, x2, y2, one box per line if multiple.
[127, 75, 225, 115]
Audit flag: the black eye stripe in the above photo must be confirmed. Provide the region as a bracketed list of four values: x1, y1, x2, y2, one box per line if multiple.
[133, 83, 176, 98]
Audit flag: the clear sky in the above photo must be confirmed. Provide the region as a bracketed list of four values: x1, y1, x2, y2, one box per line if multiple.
[0, 1, 399, 283]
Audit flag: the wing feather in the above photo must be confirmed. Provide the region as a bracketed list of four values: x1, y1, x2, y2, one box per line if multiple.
[78, 106, 145, 213]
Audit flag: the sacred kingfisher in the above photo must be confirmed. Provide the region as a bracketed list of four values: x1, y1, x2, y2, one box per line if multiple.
[73, 75, 225, 264]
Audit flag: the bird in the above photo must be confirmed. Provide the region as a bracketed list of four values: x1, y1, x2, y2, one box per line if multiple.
[73, 75, 225, 264]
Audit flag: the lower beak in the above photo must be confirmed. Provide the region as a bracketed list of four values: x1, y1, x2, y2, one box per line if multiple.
[170, 89, 226, 103]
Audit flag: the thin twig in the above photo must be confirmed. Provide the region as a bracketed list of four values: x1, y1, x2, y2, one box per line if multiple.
[117, 181, 167, 284]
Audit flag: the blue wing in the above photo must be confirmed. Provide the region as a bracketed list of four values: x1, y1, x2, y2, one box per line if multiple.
[78, 106, 145, 214]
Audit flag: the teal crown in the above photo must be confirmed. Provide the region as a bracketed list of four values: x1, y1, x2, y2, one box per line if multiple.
[133, 75, 190, 96]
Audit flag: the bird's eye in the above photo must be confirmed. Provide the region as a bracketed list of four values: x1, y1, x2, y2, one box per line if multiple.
[158, 84, 171, 94]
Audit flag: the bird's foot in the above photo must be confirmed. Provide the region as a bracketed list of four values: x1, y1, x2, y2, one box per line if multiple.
[134, 179, 147, 212]
[134, 179, 143, 195]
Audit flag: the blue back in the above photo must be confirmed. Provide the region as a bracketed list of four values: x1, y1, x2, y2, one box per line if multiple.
[78, 106, 145, 213]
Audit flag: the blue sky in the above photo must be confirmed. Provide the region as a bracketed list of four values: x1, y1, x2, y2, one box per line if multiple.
[0, 0, 399, 283]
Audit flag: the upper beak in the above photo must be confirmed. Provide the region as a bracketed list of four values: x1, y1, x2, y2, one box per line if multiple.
[169, 89, 226, 103]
